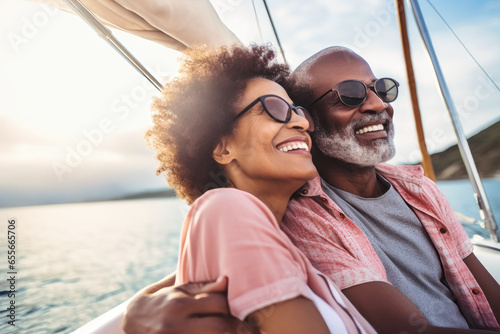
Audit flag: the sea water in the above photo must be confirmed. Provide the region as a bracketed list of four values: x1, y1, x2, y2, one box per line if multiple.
[0, 179, 498, 334]
[438, 178, 500, 239]
[0, 198, 187, 334]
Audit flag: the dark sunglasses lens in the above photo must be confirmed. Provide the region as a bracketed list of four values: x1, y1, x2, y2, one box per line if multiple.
[263, 96, 290, 122]
[338, 81, 366, 106]
[296, 107, 315, 132]
[375, 78, 398, 102]
[263, 96, 314, 132]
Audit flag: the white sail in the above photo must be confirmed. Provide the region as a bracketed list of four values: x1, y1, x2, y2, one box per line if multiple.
[26, 0, 240, 49]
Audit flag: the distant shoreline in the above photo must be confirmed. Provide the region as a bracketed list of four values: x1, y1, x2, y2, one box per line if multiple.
[2, 177, 499, 210]
[423, 120, 500, 180]
[91, 175, 500, 203]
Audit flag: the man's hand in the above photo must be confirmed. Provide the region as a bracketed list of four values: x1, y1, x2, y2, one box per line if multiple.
[122, 275, 244, 334]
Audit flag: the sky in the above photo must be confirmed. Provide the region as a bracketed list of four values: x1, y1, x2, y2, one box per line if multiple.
[1, 0, 499, 208]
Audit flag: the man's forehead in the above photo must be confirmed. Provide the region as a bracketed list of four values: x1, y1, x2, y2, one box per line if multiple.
[310, 52, 375, 89]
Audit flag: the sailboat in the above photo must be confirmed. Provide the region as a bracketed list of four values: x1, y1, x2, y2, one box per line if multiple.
[7, 0, 499, 333]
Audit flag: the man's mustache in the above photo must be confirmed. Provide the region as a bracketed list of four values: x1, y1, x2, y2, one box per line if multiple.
[351, 112, 392, 130]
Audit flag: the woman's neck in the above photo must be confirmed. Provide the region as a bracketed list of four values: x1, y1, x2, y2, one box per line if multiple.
[253, 190, 292, 223]
[230, 179, 301, 223]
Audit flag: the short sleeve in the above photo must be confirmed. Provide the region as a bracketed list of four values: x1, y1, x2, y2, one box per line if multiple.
[176, 188, 312, 320]
[282, 199, 389, 290]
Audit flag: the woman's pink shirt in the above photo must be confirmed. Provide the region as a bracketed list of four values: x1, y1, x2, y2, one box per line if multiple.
[175, 188, 375, 333]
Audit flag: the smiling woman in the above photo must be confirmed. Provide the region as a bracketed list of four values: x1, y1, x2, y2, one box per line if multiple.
[140, 43, 375, 334]
[145, 44, 293, 203]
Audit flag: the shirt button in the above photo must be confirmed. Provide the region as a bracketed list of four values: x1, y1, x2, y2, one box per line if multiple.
[439, 227, 447, 234]
[321, 198, 328, 203]
[301, 189, 308, 195]
[340, 213, 346, 219]
[472, 288, 481, 295]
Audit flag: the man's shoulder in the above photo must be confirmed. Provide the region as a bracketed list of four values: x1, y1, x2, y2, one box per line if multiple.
[377, 163, 439, 191]
[377, 164, 453, 215]
[375, 163, 424, 180]
[285, 178, 344, 228]
[377, 163, 441, 188]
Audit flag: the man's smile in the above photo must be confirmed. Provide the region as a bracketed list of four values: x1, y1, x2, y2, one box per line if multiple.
[355, 123, 384, 135]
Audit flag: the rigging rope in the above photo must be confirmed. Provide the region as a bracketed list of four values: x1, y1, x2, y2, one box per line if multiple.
[262, 0, 288, 65]
[251, 0, 264, 43]
[426, 0, 499, 92]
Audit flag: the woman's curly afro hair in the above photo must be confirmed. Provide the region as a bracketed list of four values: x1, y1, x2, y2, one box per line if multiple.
[145, 44, 290, 204]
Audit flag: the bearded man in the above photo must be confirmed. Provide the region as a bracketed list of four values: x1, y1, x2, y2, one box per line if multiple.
[281, 46, 499, 332]
[122, 47, 500, 334]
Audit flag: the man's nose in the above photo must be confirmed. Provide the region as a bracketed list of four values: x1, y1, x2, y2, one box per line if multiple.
[359, 88, 387, 113]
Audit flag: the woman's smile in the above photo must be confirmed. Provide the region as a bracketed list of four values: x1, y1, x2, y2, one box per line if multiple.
[276, 136, 311, 155]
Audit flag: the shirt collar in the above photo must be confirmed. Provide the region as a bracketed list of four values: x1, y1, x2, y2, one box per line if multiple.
[297, 164, 425, 198]
[297, 175, 324, 197]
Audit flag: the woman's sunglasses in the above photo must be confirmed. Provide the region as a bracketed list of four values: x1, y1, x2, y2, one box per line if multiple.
[233, 94, 315, 132]
[308, 77, 399, 108]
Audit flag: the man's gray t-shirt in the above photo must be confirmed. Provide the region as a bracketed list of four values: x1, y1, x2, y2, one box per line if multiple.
[321, 176, 469, 328]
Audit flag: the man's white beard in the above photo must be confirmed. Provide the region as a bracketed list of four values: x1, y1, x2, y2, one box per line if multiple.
[313, 113, 396, 167]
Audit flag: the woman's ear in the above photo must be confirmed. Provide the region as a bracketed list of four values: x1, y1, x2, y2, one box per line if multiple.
[212, 137, 234, 165]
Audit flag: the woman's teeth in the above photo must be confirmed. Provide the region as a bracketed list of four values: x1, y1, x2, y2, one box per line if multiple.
[278, 142, 309, 152]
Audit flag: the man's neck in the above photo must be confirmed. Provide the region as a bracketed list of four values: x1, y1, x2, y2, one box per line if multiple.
[313, 152, 387, 198]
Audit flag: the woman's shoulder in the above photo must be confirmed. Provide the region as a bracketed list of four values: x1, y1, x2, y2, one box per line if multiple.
[194, 188, 264, 210]
[189, 188, 277, 227]
[200, 187, 255, 201]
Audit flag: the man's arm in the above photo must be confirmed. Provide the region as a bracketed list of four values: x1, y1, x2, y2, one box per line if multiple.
[246, 297, 330, 334]
[342, 281, 500, 334]
[464, 253, 500, 322]
[122, 273, 238, 334]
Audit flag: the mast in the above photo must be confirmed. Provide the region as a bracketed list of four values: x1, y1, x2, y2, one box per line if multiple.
[62, 0, 163, 92]
[406, 0, 498, 242]
[395, 0, 436, 181]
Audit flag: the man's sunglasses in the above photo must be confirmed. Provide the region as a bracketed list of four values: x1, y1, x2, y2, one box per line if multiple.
[308, 78, 399, 108]
[233, 94, 315, 132]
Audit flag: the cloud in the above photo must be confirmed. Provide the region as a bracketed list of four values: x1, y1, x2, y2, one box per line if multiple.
[97, 129, 152, 157]
[0, 114, 163, 207]
[0, 114, 64, 149]
[0, 144, 165, 208]
[2, 0, 499, 208]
